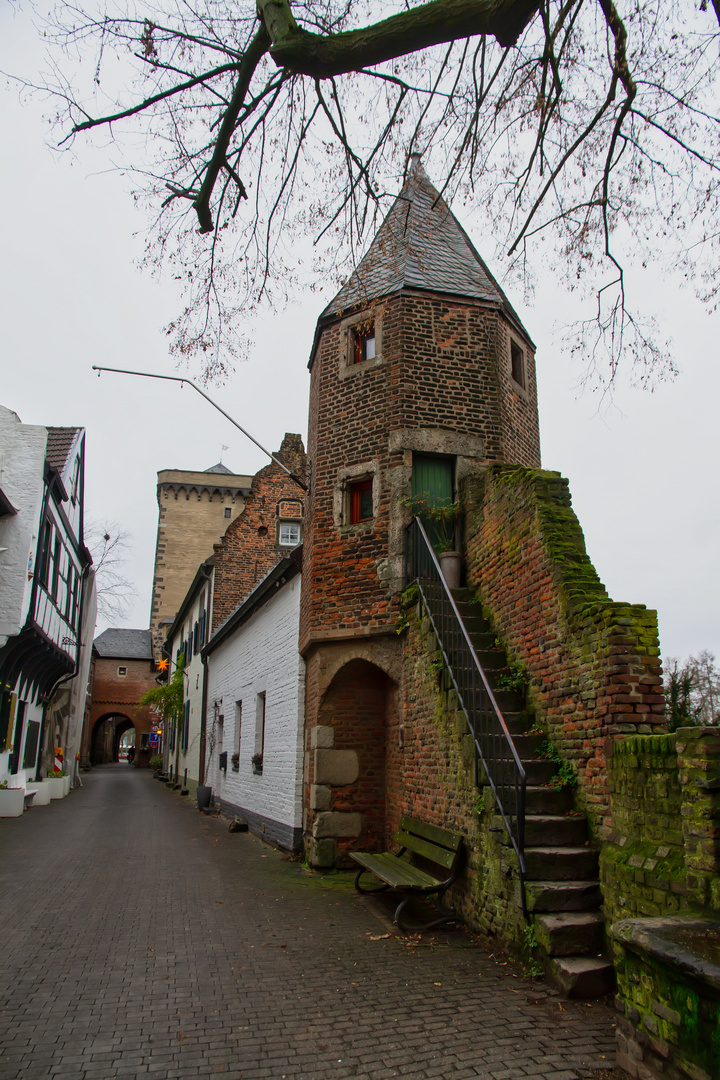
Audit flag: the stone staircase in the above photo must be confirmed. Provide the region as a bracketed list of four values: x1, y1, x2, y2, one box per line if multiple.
[451, 588, 614, 998]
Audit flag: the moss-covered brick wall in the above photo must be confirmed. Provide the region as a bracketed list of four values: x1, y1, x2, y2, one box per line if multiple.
[612, 930, 720, 1080]
[463, 465, 665, 839]
[601, 734, 689, 924]
[385, 607, 528, 960]
[676, 726, 720, 912]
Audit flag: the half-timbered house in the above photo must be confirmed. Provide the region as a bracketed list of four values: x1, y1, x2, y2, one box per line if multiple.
[0, 405, 95, 795]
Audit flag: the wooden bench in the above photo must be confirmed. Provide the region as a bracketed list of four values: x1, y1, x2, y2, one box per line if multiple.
[350, 816, 464, 932]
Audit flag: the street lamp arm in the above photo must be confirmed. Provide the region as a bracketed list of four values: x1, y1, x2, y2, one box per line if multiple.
[91, 365, 308, 491]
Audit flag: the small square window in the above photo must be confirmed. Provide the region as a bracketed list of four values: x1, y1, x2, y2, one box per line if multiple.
[224, 507, 232, 519]
[350, 479, 373, 524]
[510, 340, 526, 389]
[278, 522, 301, 546]
[353, 324, 376, 364]
[117, 666, 127, 677]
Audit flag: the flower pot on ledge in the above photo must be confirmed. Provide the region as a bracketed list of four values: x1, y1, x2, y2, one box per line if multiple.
[438, 550, 463, 590]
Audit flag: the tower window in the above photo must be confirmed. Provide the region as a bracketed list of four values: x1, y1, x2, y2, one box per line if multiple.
[118, 666, 127, 677]
[353, 323, 376, 364]
[510, 339, 526, 389]
[224, 507, 232, 518]
[349, 479, 373, 524]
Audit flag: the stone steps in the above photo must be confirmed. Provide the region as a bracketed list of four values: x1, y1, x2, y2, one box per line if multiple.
[524, 814, 588, 847]
[548, 956, 615, 998]
[448, 586, 612, 998]
[523, 846, 599, 881]
[524, 879, 604, 913]
[534, 911, 606, 957]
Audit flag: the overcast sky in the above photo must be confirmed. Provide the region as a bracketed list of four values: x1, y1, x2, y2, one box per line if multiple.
[2, 4, 718, 667]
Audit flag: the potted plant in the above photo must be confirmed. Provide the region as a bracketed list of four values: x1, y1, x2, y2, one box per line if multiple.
[0, 780, 25, 817]
[407, 494, 463, 588]
[251, 752, 263, 775]
[46, 769, 67, 799]
[149, 753, 164, 776]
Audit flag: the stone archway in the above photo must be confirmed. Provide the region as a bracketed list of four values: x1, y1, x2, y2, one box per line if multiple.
[309, 658, 396, 867]
[91, 713, 134, 765]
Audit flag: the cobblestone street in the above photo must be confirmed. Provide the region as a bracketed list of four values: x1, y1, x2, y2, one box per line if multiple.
[0, 767, 617, 1080]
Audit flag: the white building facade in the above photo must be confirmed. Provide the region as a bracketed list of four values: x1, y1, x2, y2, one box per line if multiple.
[203, 552, 304, 850]
[164, 559, 214, 795]
[0, 406, 94, 796]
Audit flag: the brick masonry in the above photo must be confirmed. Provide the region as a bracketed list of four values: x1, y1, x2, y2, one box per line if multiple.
[83, 655, 159, 768]
[300, 285, 541, 863]
[463, 465, 665, 840]
[211, 435, 306, 634]
[300, 291, 540, 655]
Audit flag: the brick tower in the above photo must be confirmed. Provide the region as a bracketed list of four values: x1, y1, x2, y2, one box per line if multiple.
[301, 157, 541, 867]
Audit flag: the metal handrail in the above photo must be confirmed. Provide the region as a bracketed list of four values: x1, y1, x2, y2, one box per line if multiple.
[405, 517, 526, 875]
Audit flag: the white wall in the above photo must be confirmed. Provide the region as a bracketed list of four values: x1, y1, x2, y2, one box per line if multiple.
[205, 574, 304, 848]
[0, 405, 46, 645]
[165, 572, 213, 788]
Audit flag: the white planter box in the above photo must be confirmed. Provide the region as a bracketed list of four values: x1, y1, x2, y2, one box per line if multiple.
[26, 781, 51, 806]
[47, 777, 65, 800]
[0, 788, 25, 817]
[62, 775, 71, 796]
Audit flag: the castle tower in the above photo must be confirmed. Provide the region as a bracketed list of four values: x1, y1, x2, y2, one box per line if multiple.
[300, 159, 541, 866]
[150, 463, 253, 655]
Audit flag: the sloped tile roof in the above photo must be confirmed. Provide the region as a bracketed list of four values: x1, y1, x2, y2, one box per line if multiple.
[45, 427, 81, 472]
[321, 161, 528, 339]
[204, 462, 233, 474]
[94, 628, 154, 660]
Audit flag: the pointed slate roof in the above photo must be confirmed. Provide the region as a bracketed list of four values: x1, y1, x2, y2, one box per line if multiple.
[319, 159, 530, 341]
[204, 462, 233, 474]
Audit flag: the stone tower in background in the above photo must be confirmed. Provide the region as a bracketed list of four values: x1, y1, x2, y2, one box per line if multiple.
[150, 463, 253, 655]
[300, 158, 542, 866]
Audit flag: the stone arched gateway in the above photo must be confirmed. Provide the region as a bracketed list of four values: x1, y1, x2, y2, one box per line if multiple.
[306, 655, 398, 867]
[90, 713, 135, 765]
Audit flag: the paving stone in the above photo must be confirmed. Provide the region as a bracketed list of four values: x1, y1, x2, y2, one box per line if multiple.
[0, 765, 617, 1080]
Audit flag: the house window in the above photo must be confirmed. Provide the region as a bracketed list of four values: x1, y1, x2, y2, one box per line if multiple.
[253, 692, 266, 774]
[510, 339, 526, 390]
[278, 521, 301, 546]
[224, 507, 232, 519]
[118, 666, 127, 677]
[181, 700, 190, 751]
[39, 520, 53, 586]
[353, 322, 376, 364]
[349, 479, 373, 524]
[234, 701, 242, 756]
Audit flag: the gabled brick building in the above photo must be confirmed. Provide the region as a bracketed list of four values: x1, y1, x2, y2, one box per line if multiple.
[300, 158, 541, 865]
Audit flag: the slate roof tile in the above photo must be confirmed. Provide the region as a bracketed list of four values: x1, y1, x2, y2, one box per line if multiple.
[94, 628, 154, 660]
[321, 159, 529, 339]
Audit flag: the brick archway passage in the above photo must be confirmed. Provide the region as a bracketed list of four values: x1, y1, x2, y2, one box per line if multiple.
[310, 658, 396, 866]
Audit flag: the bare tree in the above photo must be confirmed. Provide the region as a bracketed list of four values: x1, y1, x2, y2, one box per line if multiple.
[85, 519, 137, 620]
[665, 650, 720, 728]
[21, 0, 720, 384]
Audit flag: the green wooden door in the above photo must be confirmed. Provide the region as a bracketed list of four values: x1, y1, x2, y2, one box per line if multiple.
[411, 455, 455, 552]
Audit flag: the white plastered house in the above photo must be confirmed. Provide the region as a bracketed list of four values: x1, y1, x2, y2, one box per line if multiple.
[203, 549, 304, 850]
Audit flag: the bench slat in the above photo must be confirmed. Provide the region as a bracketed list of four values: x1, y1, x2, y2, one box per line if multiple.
[393, 830, 457, 871]
[350, 851, 441, 890]
[398, 815, 462, 852]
